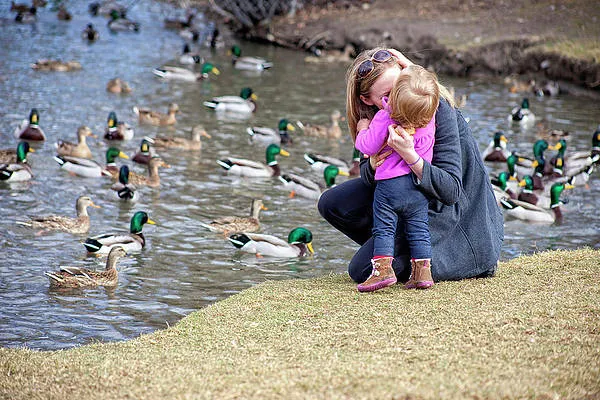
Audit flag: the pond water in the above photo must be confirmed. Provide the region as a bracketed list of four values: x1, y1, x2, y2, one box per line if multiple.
[1, 1, 599, 350]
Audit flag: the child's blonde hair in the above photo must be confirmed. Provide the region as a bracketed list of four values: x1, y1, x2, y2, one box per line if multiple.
[388, 65, 439, 131]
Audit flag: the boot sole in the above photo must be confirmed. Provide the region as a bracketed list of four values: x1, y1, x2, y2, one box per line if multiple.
[357, 277, 397, 292]
[416, 281, 434, 289]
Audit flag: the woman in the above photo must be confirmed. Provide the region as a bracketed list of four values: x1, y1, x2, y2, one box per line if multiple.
[318, 47, 503, 284]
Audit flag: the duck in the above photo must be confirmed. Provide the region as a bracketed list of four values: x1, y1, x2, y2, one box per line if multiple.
[247, 119, 295, 146]
[565, 164, 595, 188]
[15, 6, 36, 23]
[55, 126, 96, 159]
[104, 111, 134, 141]
[10, 1, 30, 13]
[45, 246, 127, 288]
[0, 142, 34, 182]
[504, 76, 536, 94]
[228, 227, 314, 258]
[516, 175, 551, 208]
[279, 165, 349, 200]
[179, 43, 204, 65]
[57, 4, 72, 20]
[199, 199, 267, 235]
[14, 108, 46, 141]
[111, 165, 138, 202]
[132, 137, 157, 164]
[133, 103, 179, 126]
[230, 45, 273, 71]
[31, 59, 82, 71]
[297, 110, 343, 139]
[54, 147, 128, 178]
[83, 211, 155, 255]
[106, 78, 131, 94]
[491, 171, 518, 204]
[152, 125, 211, 151]
[82, 23, 99, 41]
[107, 10, 139, 32]
[17, 195, 101, 234]
[122, 157, 169, 188]
[303, 152, 352, 176]
[509, 98, 535, 127]
[164, 11, 195, 30]
[482, 131, 510, 162]
[88, 1, 126, 17]
[217, 143, 289, 178]
[500, 182, 574, 224]
[0, 141, 34, 164]
[533, 80, 561, 97]
[203, 87, 257, 117]
[152, 63, 220, 82]
[349, 148, 361, 176]
[304, 44, 354, 64]
[550, 138, 600, 175]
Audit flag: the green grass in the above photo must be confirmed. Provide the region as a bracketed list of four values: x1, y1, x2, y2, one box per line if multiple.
[2, 249, 600, 399]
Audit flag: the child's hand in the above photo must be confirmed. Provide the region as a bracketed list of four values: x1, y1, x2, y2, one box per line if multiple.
[369, 144, 393, 170]
[388, 124, 418, 162]
[357, 118, 371, 132]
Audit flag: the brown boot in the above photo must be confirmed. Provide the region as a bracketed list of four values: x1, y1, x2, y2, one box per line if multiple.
[405, 259, 418, 289]
[357, 257, 397, 292]
[413, 259, 434, 289]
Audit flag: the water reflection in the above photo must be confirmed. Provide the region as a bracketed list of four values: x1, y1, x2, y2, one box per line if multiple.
[1, 1, 599, 350]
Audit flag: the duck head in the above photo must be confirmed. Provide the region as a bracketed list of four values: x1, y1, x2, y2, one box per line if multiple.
[130, 211, 155, 234]
[287, 227, 314, 254]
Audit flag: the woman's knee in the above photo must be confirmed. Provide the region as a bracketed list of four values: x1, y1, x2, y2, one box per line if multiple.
[317, 187, 336, 220]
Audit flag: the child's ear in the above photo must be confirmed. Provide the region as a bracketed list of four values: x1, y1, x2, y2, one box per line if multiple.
[360, 94, 374, 106]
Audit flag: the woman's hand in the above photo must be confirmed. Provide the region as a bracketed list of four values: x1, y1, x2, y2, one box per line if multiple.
[387, 48, 414, 69]
[368, 145, 393, 170]
[387, 125, 419, 164]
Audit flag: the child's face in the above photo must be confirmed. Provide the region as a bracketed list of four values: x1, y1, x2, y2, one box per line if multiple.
[359, 64, 402, 110]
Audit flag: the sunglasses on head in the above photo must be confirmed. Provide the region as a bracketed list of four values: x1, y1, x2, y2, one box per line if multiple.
[357, 50, 393, 79]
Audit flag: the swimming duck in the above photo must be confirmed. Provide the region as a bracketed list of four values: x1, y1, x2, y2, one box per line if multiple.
[199, 199, 267, 235]
[179, 43, 204, 65]
[132, 137, 157, 164]
[303, 152, 352, 176]
[509, 98, 535, 126]
[482, 131, 510, 162]
[107, 9, 139, 32]
[0, 142, 34, 182]
[18, 195, 101, 234]
[83, 211, 155, 255]
[216, 143, 289, 178]
[203, 87, 257, 117]
[45, 246, 127, 288]
[565, 164, 595, 188]
[517, 175, 551, 208]
[279, 165, 349, 200]
[55, 126, 96, 159]
[491, 171, 518, 204]
[106, 78, 131, 93]
[82, 23, 99, 41]
[551, 138, 600, 175]
[228, 227, 314, 258]
[0, 141, 33, 164]
[349, 148, 361, 177]
[297, 110, 343, 139]
[104, 111, 134, 141]
[133, 103, 179, 126]
[31, 59, 81, 71]
[304, 44, 355, 64]
[152, 125, 211, 151]
[111, 165, 138, 202]
[500, 182, 574, 224]
[230, 45, 273, 71]
[10, 1, 30, 13]
[14, 108, 46, 141]
[164, 11, 194, 30]
[15, 6, 36, 23]
[89, 1, 126, 17]
[247, 119, 295, 146]
[504, 77, 536, 94]
[54, 147, 128, 178]
[104, 147, 130, 178]
[57, 4, 72, 20]
[152, 63, 220, 82]
[123, 157, 169, 188]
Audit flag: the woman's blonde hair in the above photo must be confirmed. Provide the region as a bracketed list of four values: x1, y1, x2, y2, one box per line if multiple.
[388, 65, 439, 130]
[345, 48, 456, 142]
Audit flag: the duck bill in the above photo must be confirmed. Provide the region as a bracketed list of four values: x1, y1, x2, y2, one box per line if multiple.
[518, 179, 526, 187]
[251, 93, 258, 101]
[564, 183, 575, 190]
[338, 170, 350, 176]
[261, 205, 268, 211]
[90, 202, 101, 209]
[307, 242, 314, 254]
[201, 131, 212, 139]
[119, 151, 130, 159]
[500, 135, 508, 143]
[279, 149, 290, 157]
[147, 218, 156, 225]
[28, 148, 35, 153]
[212, 67, 220, 75]
[161, 161, 171, 168]
[287, 124, 295, 131]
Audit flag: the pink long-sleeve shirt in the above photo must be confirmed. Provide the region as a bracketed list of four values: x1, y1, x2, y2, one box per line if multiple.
[355, 97, 435, 180]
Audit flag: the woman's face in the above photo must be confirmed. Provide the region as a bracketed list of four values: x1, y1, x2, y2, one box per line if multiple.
[359, 64, 401, 110]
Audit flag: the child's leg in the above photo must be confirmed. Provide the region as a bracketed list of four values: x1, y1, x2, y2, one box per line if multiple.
[402, 186, 433, 289]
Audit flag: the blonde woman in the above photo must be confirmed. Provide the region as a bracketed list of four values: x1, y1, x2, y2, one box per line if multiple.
[318, 48, 503, 286]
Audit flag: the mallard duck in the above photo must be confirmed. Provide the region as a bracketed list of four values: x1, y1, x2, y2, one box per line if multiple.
[152, 63, 220, 82]
[164, 11, 194, 30]
[45, 246, 127, 288]
[83, 211, 155, 255]
[0, 142, 34, 182]
[349, 148, 361, 176]
[203, 87, 257, 117]
[228, 227, 314, 258]
[123, 157, 169, 188]
[504, 76, 536, 94]
[55, 126, 96, 159]
[533, 81, 560, 97]
[517, 175, 551, 208]
[0, 141, 34, 164]
[10, 1, 29, 13]
[104, 147, 130, 178]
[279, 165, 349, 200]
[104, 111, 134, 141]
[509, 98, 535, 126]
[111, 165, 138, 202]
[106, 78, 131, 93]
[133, 103, 179, 126]
[14, 108, 46, 141]
[57, 4, 71, 20]
[230, 45, 273, 71]
[551, 138, 600, 174]
[152, 125, 211, 151]
[297, 110, 342, 139]
[31, 59, 81, 71]
[179, 43, 204, 65]
[490, 171, 518, 204]
[482, 131, 510, 162]
[107, 10, 139, 32]
[54, 147, 128, 178]
[18, 195, 101, 234]
[247, 119, 295, 146]
[82, 23, 99, 41]
[15, 6, 36, 23]
[565, 164, 595, 188]
[303, 152, 352, 175]
[217, 143, 289, 178]
[500, 182, 574, 224]
[304, 44, 354, 64]
[132, 137, 157, 164]
[199, 199, 267, 235]
[88, 0, 125, 16]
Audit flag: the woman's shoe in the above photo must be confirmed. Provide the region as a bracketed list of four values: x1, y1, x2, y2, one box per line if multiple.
[357, 257, 397, 292]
